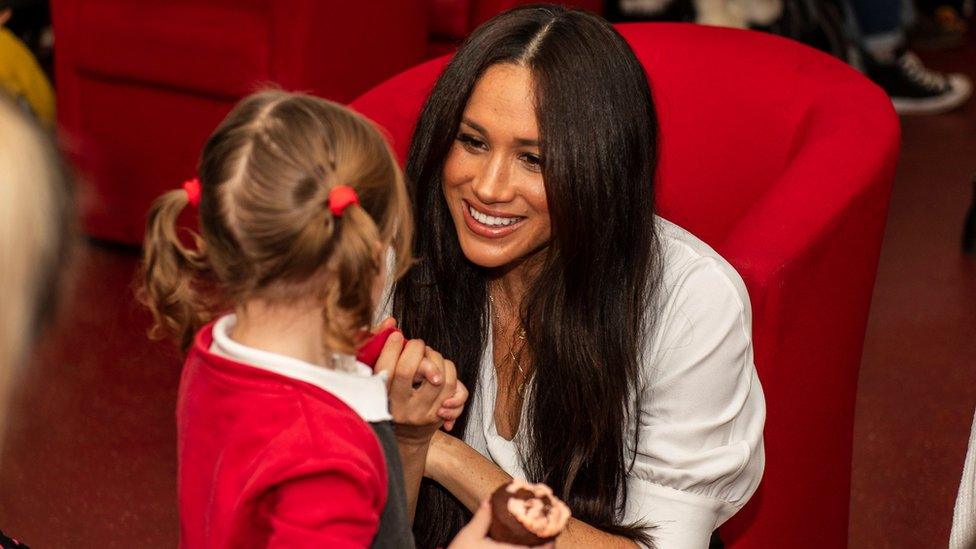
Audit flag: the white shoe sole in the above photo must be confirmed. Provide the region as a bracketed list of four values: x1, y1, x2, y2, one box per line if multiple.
[892, 73, 974, 115]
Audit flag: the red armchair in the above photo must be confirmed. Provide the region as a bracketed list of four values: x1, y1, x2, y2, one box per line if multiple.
[52, 0, 429, 243]
[351, 23, 900, 548]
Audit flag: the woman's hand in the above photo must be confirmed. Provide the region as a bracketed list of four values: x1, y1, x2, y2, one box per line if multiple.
[448, 499, 553, 549]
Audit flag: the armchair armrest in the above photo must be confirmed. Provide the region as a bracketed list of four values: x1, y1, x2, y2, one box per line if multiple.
[718, 81, 899, 548]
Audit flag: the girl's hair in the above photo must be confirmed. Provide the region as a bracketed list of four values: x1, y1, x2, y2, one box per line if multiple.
[0, 96, 73, 431]
[140, 90, 412, 352]
[396, 5, 661, 547]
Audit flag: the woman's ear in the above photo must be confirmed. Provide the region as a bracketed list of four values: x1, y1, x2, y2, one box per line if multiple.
[0, 9, 12, 27]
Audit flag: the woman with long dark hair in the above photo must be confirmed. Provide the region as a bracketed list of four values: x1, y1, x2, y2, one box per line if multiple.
[392, 5, 765, 548]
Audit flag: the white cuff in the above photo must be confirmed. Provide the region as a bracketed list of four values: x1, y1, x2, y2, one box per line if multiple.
[625, 480, 731, 549]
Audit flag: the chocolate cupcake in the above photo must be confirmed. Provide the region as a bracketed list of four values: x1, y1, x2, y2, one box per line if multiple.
[488, 479, 571, 546]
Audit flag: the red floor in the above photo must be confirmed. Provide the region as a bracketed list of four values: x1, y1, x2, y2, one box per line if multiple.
[0, 245, 181, 547]
[849, 41, 976, 547]
[1, 37, 975, 549]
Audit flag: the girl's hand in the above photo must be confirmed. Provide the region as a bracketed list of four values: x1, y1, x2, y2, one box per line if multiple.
[448, 499, 554, 549]
[371, 319, 465, 438]
[373, 316, 397, 332]
[372, 317, 442, 387]
[437, 376, 468, 432]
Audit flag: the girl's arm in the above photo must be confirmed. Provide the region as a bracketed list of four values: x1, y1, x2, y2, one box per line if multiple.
[426, 432, 640, 549]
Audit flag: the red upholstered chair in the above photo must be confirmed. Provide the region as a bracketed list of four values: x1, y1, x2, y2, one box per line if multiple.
[351, 23, 900, 548]
[53, 0, 428, 243]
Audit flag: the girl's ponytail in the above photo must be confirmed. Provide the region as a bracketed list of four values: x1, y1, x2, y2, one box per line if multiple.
[139, 188, 210, 349]
[321, 202, 384, 354]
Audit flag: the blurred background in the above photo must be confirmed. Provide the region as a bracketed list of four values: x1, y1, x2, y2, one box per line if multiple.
[0, 0, 973, 547]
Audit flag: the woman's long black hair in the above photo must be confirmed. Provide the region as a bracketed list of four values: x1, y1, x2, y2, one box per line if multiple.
[394, 5, 661, 547]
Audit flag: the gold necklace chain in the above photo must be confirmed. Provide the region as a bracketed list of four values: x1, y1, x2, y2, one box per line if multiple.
[488, 293, 529, 387]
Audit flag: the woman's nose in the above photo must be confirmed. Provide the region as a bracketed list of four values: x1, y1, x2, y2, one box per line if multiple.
[470, 156, 515, 204]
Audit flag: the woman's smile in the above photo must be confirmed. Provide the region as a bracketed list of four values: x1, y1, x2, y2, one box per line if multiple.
[461, 199, 527, 238]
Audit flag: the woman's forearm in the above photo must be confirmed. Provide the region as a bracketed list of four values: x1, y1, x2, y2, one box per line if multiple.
[559, 518, 641, 548]
[427, 432, 640, 549]
[426, 430, 513, 510]
[395, 437, 430, 523]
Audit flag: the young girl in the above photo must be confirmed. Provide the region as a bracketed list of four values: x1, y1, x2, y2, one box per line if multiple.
[139, 90, 468, 547]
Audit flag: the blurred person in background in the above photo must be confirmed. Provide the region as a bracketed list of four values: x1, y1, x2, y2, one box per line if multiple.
[614, 0, 783, 27]
[0, 0, 54, 127]
[0, 95, 73, 547]
[850, 0, 973, 114]
[949, 409, 976, 549]
[610, 0, 972, 114]
[0, 0, 49, 64]
[910, 0, 972, 49]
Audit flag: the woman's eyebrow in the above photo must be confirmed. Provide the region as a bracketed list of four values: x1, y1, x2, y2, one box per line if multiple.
[461, 118, 488, 136]
[462, 118, 538, 147]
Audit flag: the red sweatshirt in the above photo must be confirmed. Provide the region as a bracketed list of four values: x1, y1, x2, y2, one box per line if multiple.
[177, 320, 410, 548]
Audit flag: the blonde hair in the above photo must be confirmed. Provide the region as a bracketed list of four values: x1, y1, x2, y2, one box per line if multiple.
[0, 96, 72, 433]
[139, 90, 413, 353]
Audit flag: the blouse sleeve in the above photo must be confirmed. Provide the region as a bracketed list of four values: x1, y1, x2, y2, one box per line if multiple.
[626, 255, 766, 549]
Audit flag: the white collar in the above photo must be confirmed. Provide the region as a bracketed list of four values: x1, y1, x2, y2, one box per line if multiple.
[210, 314, 391, 422]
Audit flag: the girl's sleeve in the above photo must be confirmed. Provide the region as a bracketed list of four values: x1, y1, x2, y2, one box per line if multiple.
[264, 457, 384, 549]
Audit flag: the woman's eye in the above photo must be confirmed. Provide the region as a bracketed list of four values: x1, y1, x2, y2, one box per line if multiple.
[457, 134, 487, 152]
[519, 153, 542, 171]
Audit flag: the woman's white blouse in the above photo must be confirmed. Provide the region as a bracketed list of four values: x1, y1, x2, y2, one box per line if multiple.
[380, 217, 765, 549]
[462, 218, 765, 549]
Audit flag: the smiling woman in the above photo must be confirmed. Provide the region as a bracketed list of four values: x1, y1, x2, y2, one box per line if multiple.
[394, 5, 765, 549]
[444, 63, 550, 269]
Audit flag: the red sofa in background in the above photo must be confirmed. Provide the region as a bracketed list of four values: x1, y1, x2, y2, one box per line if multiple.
[53, 0, 430, 243]
[52, 0, 603, 244]
[351, 23, 900, 548]
[427, 0, 602, 55]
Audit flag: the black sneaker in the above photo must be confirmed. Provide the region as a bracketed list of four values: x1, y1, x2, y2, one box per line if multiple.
[864, 48, 973, 114]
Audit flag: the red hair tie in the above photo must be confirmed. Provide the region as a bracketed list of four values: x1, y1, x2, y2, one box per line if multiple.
[328, 185, 359, 217]
[182, 177, 202, 208]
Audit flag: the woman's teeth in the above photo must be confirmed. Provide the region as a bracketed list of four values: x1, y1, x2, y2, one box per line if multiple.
[469, 205, 521, 227]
